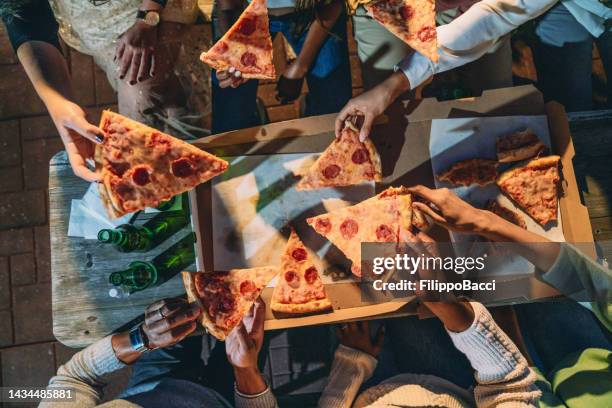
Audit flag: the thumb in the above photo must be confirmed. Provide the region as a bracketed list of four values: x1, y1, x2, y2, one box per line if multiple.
[359, 114, 374, 142]
[413, 202, 446, 226]
[73, 165, 102, 183]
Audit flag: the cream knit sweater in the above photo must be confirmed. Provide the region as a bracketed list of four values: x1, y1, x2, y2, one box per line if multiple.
[318, 302, 541, 408]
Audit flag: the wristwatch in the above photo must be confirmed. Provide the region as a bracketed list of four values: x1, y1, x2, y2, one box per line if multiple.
[129, 324, 152, 353]
[136, 9, 161, 27]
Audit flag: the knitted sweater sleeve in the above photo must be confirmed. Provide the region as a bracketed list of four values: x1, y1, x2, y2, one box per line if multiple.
[447, 302, 542, 408]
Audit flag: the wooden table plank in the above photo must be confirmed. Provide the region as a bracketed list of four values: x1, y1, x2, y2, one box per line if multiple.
[49, 152, 195, 348]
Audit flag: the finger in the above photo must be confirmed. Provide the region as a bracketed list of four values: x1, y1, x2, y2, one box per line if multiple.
[234, 322, 253, 348]
[413, 202, 447, 226]
[118, 49, 133, 80]
[63, 140, 101, 182]
[144, 298, 186, 324]
[335, 107, 351, 138]
[149, 304, 201, 334]
[146, 297, 186, 314]
[216, 70, 230, 81]
[170, 320, 197, 341]
[359, 114, 374, 142]
[138, 51, 152, 82]
[64, 116, 105, 144]
[153, 321, 196, 347]
[115, 42, 125, 63]
[150, 52, 157, 77]
[72, 163, 102, 182]
[406, 185, 438, 204]
[373, 325, 385, 354]
[249, 298, 266, 340]
[416, 231, 440, 257]
[128, 51, 142, 85]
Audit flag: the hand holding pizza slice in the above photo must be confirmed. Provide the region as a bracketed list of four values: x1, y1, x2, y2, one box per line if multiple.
[95, 111, 228, 218]
[182, 267, 278, 341]
[201, 0, 276, 81]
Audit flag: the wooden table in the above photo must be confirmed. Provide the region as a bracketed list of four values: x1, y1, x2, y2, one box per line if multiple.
[49, 151, 195, 348]
[49, 109, 612, 348]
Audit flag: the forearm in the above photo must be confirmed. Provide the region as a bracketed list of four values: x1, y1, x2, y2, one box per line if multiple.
[318, 345, 377, 408]
[447, 302, 540, 407]
[475, 210, 560, 272]
[398, 0, 557, 89]
[40, 336, 126, 408]
[294, 0, 344, 72]
[16, 41, 74, 108]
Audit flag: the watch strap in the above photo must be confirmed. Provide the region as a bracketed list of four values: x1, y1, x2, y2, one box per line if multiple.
[151, 0, 168, 7]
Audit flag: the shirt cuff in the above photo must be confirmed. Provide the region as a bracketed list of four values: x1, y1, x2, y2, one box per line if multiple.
[335, 344, 378, 379]
[234, 386, 277, 408]
[446, 302, 525, 383]
[91, 336, 126, 375]
[394, 52, 435, 90]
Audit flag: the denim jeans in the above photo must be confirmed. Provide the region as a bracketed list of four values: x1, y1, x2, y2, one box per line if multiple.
[515, 300, 612, 376]
[533, 3, 612, 111]
[211, 11, 352, 133]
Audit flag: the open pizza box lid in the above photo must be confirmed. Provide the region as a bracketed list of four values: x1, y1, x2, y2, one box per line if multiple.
[188, 85, 595, 331]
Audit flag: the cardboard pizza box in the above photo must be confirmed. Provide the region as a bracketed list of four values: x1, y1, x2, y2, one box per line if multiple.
[189, 85, 594, 331]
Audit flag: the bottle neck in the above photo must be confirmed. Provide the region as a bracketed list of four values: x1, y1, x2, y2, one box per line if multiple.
[98, 229, 124, 245]
[109, 261, 157, 291]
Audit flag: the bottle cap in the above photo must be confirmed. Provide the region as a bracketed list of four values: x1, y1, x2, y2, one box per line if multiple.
[109, 288, 119, 298]
[98, 229, 112, 242]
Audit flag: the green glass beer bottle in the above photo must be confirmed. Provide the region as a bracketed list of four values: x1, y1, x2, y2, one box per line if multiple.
[98, 213, 188, 252]
[108, 233, 196, 296]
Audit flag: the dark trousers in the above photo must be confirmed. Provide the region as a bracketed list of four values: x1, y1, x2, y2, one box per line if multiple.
[533, 3, 612, 112]
[211, 11, 352, 134]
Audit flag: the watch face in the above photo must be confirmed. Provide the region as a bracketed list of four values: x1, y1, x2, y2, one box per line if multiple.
[144, 11, 160, 26]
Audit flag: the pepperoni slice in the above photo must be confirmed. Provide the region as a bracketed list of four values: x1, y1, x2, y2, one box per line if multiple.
[237, 17, 256, 36]
[417, 26, 436, 42]
[239, 280, 257, 299]
[376, 224, 395, 242]
[323, 164, 341, 179]
[216, 41, 229, 54]
[171, 157, 194, 178]
[284, 270, 300, 288]
[340, 219, 359, 239]
[399, 5, 414, 20]
[351, 149, 369, 164]
[304, 266, 318, 284]
[108, 161, 130, 177]
[241, 52, 257, 67]
[132, 166, 150, 186]
[315, 218, 332, 234]
[291, 248, 307, 262]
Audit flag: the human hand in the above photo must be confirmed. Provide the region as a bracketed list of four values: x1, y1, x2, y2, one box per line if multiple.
[336, 321, 384, 357]
[275, 60, 307, 104]
[115, 20, 158, 85]
[335, 71, 410, 141]
[48, 99, 104, 182]
[216, 67, 250, 89]
[407, 185, 489, 234]
[226, 298, 265, 368]
[141, 297, 202, 349]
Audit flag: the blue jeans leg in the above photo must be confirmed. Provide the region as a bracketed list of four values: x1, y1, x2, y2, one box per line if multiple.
[384, 315, 476, 389]
[533, 3, 594, 112]
[211, 72, 261, 134]
[122, 336, 207, 397]
[515, 300, 612, 376]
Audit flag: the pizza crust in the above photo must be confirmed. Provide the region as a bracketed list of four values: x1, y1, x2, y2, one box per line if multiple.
[181, 272, 231, 341]
[363, 137, 383, 182]
[270, 297, 332, 314]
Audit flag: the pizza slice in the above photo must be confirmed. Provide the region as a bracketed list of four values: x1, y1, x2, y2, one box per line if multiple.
[200, 0, 275, 79]
[496, 129, 547, 163]
[95, 110, 229, 218]
[437, 158, 498, 187]
[365, 0, 438, 62]
[496, 155, 561, 226]
[271, 229, 332, 314]
[487, 200, 526, 229]
[182, 267, 278, 340]
[296, 122, 382, 191]
[307, 186, 413, 277]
